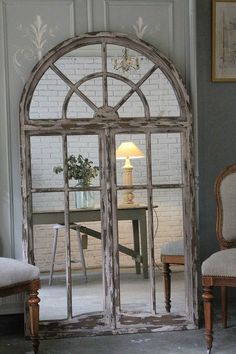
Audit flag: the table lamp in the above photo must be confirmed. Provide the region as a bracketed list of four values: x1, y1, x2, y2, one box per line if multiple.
[116, 141, 144, 205]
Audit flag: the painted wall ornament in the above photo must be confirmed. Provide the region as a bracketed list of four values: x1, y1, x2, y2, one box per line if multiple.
[14, 15, 58, 82]
[132, 16, 148, 39]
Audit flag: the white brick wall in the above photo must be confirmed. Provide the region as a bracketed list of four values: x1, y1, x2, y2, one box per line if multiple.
[30, 54, 183, 272]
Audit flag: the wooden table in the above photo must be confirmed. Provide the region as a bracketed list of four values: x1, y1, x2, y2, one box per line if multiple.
[33, 205, 148, 278]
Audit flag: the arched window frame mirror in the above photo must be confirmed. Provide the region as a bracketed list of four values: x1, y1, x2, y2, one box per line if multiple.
[19, 32, 197, 336]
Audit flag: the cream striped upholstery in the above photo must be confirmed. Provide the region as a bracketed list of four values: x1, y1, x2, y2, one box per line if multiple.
[202, 248, 236, 277]
[160, 239, 184, 256]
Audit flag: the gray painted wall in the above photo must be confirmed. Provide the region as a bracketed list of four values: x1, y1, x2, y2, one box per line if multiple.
[197, 0, 236, 263]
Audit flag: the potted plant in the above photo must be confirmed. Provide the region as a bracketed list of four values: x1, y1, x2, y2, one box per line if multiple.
[53, 154, 99, 208]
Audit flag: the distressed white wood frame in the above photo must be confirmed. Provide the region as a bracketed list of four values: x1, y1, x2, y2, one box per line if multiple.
[19, 32, 197, 337]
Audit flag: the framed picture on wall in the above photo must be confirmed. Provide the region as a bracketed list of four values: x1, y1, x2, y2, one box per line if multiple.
[212, 0, 236, 81]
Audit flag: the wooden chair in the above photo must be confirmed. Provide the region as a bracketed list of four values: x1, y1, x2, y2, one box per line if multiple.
[202, 163, 236, 353]
[0, 257, 40, 353]
[160, 239, 184, 312]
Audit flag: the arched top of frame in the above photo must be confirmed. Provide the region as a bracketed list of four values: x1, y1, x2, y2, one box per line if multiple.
[19, 32, 191, 130]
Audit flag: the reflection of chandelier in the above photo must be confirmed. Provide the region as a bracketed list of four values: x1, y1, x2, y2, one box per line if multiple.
[112, 48, 140, 74]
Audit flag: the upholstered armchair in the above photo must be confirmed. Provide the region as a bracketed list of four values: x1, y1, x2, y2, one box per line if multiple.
[0, 257, 40, 353]
[202, 164, 236, 353]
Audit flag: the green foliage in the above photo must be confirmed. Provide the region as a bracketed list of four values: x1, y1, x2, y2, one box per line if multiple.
[53, 154, 99, 187]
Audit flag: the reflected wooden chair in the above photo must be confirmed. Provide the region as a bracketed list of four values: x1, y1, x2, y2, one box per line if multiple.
[0, 257, 40, 353]
[49, 223, 87, 285]
[160, 239, 184, 312]
[202, 164, 236, 353]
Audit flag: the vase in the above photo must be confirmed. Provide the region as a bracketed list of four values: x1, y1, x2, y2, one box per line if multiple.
[75, 181, 95, 209]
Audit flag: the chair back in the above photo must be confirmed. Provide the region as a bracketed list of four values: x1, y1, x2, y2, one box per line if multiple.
[215, 164, 236, 249]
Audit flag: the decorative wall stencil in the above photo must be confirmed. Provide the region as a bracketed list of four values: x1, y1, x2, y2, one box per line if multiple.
[14, 15, 58, 82]
[132, 16, 160, 40]
[132, 16, 148, 39]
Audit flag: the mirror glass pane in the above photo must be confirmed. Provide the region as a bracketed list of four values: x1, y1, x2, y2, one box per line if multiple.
[79, 77, 103, 109]
[153, 188, 185, 314]
[32, 192, 67, 320]
[69, 192, 103, 317]
[151, 133, 183, 185]
[67, 135, 100, 189]
[66, 93, 95, 119]
[117, 92, 145, 118]
[107, 77, 130, 108]
[115, 133, 146, 189]
[30, 136, 63, 189]
[140, 69, 180, 117]
[116, 190, 150, 313]
[107, 44, 154, 83]
[54, 45, 102, 83]
[32, 192, 64, 212]
[29, 68, 70, 119]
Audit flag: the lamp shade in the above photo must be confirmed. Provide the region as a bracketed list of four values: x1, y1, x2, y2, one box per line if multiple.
[116, 142, 144, 159]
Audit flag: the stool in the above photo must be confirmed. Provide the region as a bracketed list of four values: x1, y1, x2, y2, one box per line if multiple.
[160, 239, 184, 312]
[49, 223, 87, 285]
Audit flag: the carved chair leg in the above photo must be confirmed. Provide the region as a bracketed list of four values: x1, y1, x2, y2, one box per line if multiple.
[221, 286, 228, 328]
[163, 262, 171, 312]
[28, 280, 40, 354]
[202, 285, 214, 353]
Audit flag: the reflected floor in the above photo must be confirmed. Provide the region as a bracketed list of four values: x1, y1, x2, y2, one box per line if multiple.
[39, 268, 185, 321]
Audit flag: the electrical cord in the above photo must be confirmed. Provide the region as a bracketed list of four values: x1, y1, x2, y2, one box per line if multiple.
[152, 206, 162, 271]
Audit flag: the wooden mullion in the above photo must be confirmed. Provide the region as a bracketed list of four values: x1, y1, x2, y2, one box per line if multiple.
[101, 129, 116, 328]
[102, 43, 108, 106]
[25, 134, 34, 264]
[62, 72, 103, 119]
[50, 64, 98, 113]
[21, 130, 29, 262]
[182, 128, 195, 322]
[62, 134, 72, 319]
[23, 118, 189, 131]
[146, 132, 156, 314]
[31, 186, 101, 193]
[110, 132, 120, 314]
[116, 183, 184, 191]
[113, 64, 158, 112]
[102, 129, 111, 323]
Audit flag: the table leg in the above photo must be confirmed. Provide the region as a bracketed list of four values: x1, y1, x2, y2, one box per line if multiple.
[132, 220, 141, 275]
[139, 212, 149, 279]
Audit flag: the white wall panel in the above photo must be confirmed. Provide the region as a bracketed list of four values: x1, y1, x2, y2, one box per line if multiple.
[92, 0, 187, 77]
[0, 0, 75, 261]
